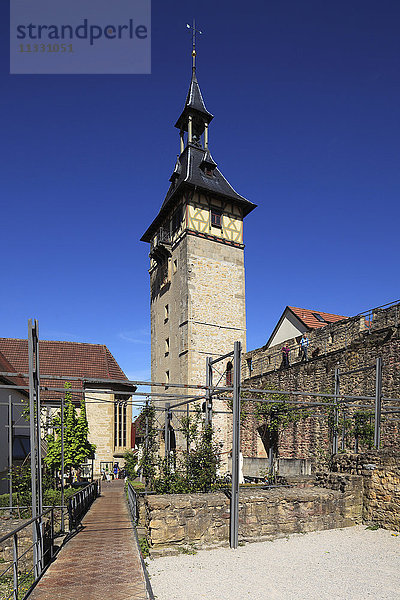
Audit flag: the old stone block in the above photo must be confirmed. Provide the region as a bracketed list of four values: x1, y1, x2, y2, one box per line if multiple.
[148, 497, 171, 510]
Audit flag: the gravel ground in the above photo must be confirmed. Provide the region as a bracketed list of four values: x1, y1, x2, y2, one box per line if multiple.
[147, 526, 400, 600]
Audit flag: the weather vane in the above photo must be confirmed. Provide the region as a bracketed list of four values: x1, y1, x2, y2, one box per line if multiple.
[186, 19, 202, 69]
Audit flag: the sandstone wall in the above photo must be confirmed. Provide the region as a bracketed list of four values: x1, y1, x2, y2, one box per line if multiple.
[139, 475, 363, 554]
[331, 450, 400, 531]
[243, 303, 400, 379]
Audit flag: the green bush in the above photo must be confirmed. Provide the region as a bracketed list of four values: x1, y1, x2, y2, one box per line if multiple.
[0, 487, 77, 510]
[0, 492, 18, 507]
[123, 450, 138, 480]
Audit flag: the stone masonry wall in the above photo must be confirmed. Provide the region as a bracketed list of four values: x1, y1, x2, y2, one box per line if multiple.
[139, 474, 363, 554]
[243, 303, 400, 380]
[331, 449, 400, 531]
[240, 313, 400, 461]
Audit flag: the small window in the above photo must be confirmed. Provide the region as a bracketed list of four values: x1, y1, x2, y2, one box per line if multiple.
[313, 313, 326, 323]
[247, 358, 253, 374]
[165, 370, 170, 389]
[165, 304, 169, 322]
[165, 338, 170, 356]
[226, 361, 233, 386]
[173, 259, 177, 273]
[211, 209, 222, 228]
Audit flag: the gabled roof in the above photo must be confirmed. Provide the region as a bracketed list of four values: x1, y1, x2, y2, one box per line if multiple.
[0, 338, 132, 403]
[265, 306, 348, 349]
[141, 144, 256, 242]
[288, 307, 347, 329]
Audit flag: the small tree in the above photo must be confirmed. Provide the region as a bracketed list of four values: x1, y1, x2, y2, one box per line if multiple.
[123, 450, 138, 480]
[153, 410, 221, 494]
[44, 383, 95, 479]
[74, 396, 96, 465]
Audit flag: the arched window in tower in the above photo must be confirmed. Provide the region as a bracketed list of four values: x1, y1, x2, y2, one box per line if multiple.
[226, 361, 233, 386]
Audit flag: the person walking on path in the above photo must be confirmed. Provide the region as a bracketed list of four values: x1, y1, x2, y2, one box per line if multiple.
[281, 344, 290, 368]
[300, 334, 309, 362]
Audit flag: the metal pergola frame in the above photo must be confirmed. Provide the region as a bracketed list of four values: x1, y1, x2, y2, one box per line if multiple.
[1, 320, 399, 552]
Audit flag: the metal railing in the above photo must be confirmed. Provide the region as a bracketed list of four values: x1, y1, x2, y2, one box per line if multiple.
[0, 508, 58, 600]
[0, 483, 100, 599]
[125, 483, 155, 600]
[126, 482, 138, 526]
[67, 480, 100, 530]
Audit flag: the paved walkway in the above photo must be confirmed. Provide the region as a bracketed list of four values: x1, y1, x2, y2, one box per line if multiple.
[29, 480, 148, 600]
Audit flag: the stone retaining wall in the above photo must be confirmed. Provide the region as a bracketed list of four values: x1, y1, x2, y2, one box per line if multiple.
[139, 474, 363, 554]
[331, 450, 400, 531]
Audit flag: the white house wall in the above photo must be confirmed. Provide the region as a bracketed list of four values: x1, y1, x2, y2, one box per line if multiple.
[0, 389, 29, 495]
[268, 312, 307, 348]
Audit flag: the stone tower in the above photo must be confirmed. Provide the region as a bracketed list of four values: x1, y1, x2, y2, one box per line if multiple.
[141, 51, 256, 451]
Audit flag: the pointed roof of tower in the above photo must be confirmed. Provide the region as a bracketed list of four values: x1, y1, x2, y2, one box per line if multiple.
[141, 43, 256, 244]
[141, 144, 256, 242]
[175, 69, 214, 131]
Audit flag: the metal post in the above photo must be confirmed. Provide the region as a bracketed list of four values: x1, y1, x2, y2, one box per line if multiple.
[50, 508, 54, 559]
[332, 368, 339, 455]
[60, 393, 65, 532]
[186, 402, 190, 454]
[8, 394, 13, 517]
[268, 447, 273, 473]
[142, 400, 149, 484]
[28, 319, 39, 575]
[205, 356, 213, 427]
[230, 341, 241, 549]
[35, 326, 43, 519]
[374, 357, 383, 449]
[164, 403, 170, 465]
[341, 409, 346, 451]
[12, 533, 18, 600]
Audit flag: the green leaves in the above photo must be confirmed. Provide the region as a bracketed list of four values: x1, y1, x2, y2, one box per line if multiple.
[245, 393, 310, 457]
[123, 449, 138, 480]
[152, 418, 221, 494]
[139, 404, 158, 487]
[44, 382, 95, 472]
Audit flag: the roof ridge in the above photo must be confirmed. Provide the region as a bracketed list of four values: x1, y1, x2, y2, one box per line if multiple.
[288, 306, 347, 317]
[0, 337, 106, 347]
[102, 345, 111, 378]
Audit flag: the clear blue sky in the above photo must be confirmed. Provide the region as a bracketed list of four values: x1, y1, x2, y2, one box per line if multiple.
[1, 1, 399, 400]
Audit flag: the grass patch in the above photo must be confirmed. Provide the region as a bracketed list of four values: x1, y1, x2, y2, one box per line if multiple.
[177, 544, 197, 555]
[139, 536, 150, 558]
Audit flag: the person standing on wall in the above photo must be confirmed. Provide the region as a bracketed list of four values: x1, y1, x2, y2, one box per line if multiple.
[281, 343, 290, 368]
[300, 333, 309, 362]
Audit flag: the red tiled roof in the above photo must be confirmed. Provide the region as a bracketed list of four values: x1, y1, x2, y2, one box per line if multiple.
[288, 307, 347, 330]
[0, 350, 27, 390]
[0, 339, 128, 403]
